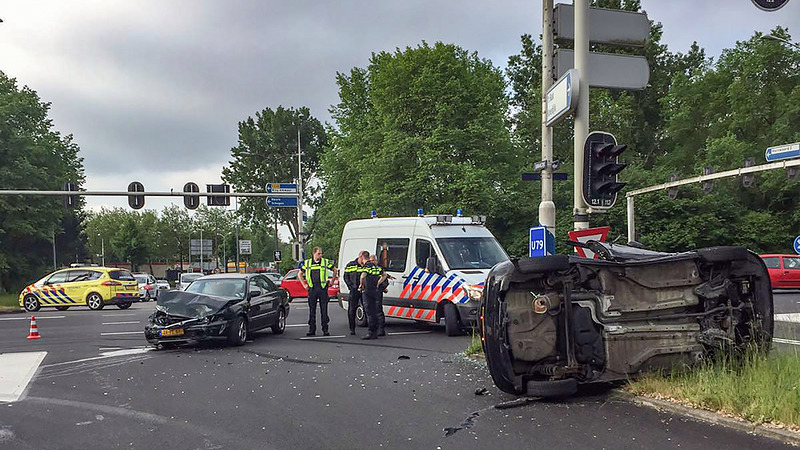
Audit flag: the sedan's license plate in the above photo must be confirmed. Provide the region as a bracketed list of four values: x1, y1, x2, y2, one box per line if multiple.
[160, 329, 184, 337]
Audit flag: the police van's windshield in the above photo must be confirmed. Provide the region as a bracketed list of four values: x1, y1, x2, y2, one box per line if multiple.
[436, 237, 508, 270]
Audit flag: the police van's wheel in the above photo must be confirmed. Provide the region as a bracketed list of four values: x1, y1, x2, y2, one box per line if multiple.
[355, 301, 368, 327]
[272, 308, 286, 334]
[55, 306, 70, 311]
[23, 295, 41, 312]
[117, 302, 132, 310]
[86, 293, 105, 310]
[227, 316, 248, 346]
[444, 302, 462, 336]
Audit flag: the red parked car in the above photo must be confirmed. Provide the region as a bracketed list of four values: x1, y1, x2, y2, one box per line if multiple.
[280, 268, 340, 301]
[760, 254, 800, 289]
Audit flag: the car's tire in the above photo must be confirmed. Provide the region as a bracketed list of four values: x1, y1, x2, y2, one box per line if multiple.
[55, 306, 70, 311]
[517, 255, 570, 274]
[355, 301, 368, 327]
[525, 378, 578, 398]
[227, 316, 248, 346]
[23, 295, 41, 312]
[271, 308, 286, 334]
[117, 302, 132, 310]
[86, 293, 105, 310]
[697, 246, 749, 263]
[444, 302, 462, 336]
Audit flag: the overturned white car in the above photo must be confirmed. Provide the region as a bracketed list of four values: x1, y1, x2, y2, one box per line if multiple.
[480, 244, 774, 397]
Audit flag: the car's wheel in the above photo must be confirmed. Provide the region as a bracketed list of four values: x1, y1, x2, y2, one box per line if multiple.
[355, 301, 368, 327]
[444, 302, 462, 336]
[117, 302, 132, 310]
[271, 308, 286, 334]
[55, 306, 70, 311]
[517, 255, 570, 274]
[227, 316, 248, 346]
[86, 293, 105, 310]
[525, 378, 578, 398]
[697, 246, 749, 263]
[23, 295, 41, 312]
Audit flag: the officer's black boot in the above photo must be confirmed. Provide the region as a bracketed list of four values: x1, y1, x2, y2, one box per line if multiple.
[377, 327, 385, 337]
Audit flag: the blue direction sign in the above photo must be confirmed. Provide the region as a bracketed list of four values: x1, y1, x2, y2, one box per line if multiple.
[765, 142, 800, 162]
[529, 226, 555, 258]
[266, 183, 298, 194]
[794, 236, 800, 255]
[267, 196, 298, 208]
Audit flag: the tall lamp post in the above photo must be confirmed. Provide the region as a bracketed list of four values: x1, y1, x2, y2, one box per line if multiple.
[761, 34, 800, 49]
[296, 112, 304, 261]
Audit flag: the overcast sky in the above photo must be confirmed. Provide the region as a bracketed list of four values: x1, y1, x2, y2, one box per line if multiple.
[1, 0, 798, 216]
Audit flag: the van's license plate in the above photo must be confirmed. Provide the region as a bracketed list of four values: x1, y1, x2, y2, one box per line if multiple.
[160, 329, 184, 337]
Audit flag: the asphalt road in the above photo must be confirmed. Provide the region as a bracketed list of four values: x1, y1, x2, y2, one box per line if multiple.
[0, 297, 795, 449]
[774, 289, 800, 314]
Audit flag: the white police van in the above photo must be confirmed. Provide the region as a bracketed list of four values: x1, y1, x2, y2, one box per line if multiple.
[337, 214, 509, 335]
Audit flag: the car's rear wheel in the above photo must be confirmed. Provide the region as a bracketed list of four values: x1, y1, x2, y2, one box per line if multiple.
[355, 301, 367, 327]
[55, 306, 70, 311]
[272, 308, 286, 334]
[444, 302, 462, 336]
[227, 316, 248, 346]
[23, 295, 41, 312]
[86, 293, 105, 310]
[525, 378, 578, 398]
[117, 302, 132, 310]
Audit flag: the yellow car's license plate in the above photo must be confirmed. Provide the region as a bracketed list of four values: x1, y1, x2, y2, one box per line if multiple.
[160, 329, 184, 337]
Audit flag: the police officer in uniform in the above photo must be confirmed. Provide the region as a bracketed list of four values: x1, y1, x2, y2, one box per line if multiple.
[343, 250, 369, 335]
[298, 246, 337, 336]
[369, 254, 390, 336]
[359, 255, 387, 340]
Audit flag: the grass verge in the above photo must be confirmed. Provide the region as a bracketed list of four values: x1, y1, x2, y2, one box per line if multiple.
[0, 293, 20, 310]
[465, 331, 483, 357]
[628, 347, 800, 430]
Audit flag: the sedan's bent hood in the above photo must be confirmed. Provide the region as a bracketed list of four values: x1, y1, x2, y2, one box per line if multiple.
[156, 290, 237, 318]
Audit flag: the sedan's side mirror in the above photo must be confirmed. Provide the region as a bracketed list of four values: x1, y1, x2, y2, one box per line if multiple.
[249, 289, 262, 298]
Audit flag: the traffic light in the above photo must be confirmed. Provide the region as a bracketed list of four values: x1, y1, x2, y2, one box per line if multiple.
[583, 132, 627, 209]
[206, 184, 230, 206]
[127, 181, 145, 209]
[701, 166, 714, 193]
[742, 157, 756, 188]
[62, 181, 78, 209]
[183, 182, 199, 210]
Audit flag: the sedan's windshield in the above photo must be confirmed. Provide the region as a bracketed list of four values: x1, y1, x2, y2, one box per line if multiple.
[436, 237, 509, 270]
[184, 279, 246, 299]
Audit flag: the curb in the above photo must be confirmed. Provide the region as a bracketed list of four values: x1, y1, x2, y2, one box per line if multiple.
[0, 308, 25, 315]
[618, 390, 800, 446]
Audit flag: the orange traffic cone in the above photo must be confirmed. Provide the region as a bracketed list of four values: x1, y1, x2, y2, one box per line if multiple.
[27, 316, 41, 340]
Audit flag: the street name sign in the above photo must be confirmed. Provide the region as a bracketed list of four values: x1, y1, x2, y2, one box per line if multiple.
[794, 236, 800, 255]
[546, 69, 579, 126]
[267, 196, 298, 208]
[553, 4, 650, 47]
[555, 49, 650, 90]
[529, 226, 555, 258]
[266, 183, 298, 194]
[239, 240, 252, 255]
[765, 142, 800, 162]
[567, 226, 610, 259]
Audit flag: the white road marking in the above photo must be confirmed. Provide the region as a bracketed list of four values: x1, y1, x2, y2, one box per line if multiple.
[0, 351, 47, 402]
[286, 324, 307, 327]
[387, 331, 432, 336]
[101, 321, 140, 325]
[775, 313, 800, 323]
[100, 331, 143, 336]
[102, 313, 137, 317]
[43, 348, 151, 368]
[300, 335, 346, 340]
[0, 315, 65, 321]
[97, 347, 122, 351]
[772, 338, 800, 346]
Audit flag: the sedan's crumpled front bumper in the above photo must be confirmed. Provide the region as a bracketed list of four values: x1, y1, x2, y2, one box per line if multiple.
[144, 315, 230, 344]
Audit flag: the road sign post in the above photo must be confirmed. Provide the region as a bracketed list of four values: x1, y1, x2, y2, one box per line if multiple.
[266, 196, 299, 208]
[266, 183, 298, 194]
[765, 142, 800, 162]
[239, 240, 252, 255]
[529, 226, 555, 257]
[567, 226, 610, 259]
[794, 236, 800, 255]
[545, 69, 579, 126]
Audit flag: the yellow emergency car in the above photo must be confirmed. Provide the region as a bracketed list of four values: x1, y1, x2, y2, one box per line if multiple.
[19, 267, 139, 311]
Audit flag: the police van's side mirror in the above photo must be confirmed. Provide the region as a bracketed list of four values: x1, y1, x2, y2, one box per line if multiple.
[426, 256, 445, 277]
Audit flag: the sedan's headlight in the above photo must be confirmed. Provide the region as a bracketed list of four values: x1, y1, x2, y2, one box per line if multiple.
[466, 284, 484, 301]
[155, 304, 167, 313]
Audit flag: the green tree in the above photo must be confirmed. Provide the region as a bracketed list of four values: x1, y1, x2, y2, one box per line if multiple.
[316, 41, 518, 253]
[0, 71, 85, 292]
[110, 214, 148, 270]
[158, 204, 194, 270]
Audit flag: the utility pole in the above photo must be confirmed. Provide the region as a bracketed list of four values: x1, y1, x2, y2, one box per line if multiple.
[235, 198, 240, 273]
[539, 0, 556, 240]
[200, 228, 203, 273]
[297, 113, 304, 261]
[101, 237, 105, 267]
[573, 0, 590, 231]
[52, 229, 56, 270]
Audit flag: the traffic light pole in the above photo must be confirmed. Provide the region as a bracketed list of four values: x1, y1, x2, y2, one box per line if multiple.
[539, 0, 556, 240]
[573, 0, 590, 231]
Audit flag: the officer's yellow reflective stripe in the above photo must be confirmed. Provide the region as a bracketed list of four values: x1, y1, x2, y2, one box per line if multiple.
[344, 264, 361, 273]
[303, 257, 333, 288]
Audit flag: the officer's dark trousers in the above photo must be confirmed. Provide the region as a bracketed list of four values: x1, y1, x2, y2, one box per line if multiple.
[376, 291, 385, 333]
[347, 290, 362, 332]
[363, 290, 380, 336]
[307, 286, 330, 334]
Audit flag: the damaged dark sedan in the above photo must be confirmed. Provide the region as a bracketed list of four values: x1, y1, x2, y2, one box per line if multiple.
[145, 273, 289, 348]
[481, 243, 773, 398]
